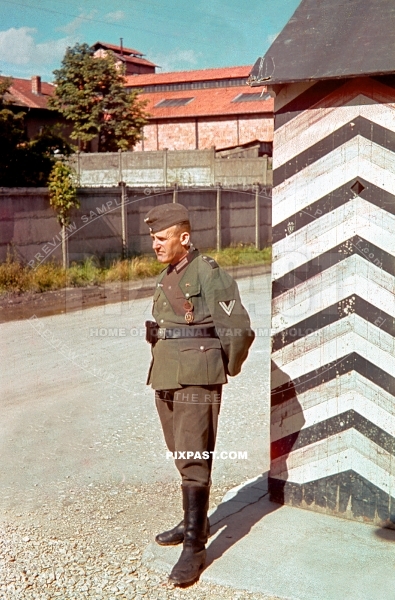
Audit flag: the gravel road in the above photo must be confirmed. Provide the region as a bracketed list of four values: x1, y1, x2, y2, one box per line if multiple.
[0, 272, 272, 599]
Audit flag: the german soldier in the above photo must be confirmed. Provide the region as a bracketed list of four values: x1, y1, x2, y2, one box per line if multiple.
[144, 203, 254, 585]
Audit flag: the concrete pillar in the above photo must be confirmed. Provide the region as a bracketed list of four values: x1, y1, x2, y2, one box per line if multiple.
[255, 184, 260, 250]
[216, 183, 222, 252]
[269, 77, 395, 525]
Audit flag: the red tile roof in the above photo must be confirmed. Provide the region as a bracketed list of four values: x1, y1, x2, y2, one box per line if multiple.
[93, 41, 144, 57]
[125, 65, 252, 87]
[1, 76, 54, 109]
[139, 86, 273, 119]
[121, 55, 157, 68]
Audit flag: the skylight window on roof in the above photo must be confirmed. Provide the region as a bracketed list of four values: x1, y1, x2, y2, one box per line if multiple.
[232, 92, 271, 102]
[155, 97, 195, 107]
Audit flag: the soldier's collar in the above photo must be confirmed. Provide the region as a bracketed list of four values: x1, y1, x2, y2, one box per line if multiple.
[169, 247, 199, 274]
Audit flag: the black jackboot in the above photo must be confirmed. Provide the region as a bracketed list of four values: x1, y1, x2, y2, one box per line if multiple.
[155, 520, 184, 546]
[155, 516, 210, 546]
[168, 486, 210, 586]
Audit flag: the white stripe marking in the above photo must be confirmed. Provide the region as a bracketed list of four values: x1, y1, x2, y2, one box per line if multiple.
[273, 137, 395, 226]
[219, 300, 235, 316]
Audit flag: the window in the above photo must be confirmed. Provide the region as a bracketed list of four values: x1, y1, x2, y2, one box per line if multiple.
[232, 92, 271, 102]
[155, 97, 195, 107]
[127, 78, 249, 94]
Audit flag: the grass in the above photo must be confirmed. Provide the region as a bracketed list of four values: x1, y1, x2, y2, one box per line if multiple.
[0, 244, 271, 295]
[210, 244, 271, 267]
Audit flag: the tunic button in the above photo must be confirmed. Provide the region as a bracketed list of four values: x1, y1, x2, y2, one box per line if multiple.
[160, 319, 164, 324]
[185, 293, 190, 298]
[200, 346, 204, 351]
[163, 301, 167, 306]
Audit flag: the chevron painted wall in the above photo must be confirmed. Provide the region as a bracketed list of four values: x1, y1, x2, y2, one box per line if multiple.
[269, 76, 395, 524]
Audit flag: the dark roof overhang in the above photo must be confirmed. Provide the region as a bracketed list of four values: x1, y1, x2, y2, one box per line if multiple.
[248, 0, 395, 87]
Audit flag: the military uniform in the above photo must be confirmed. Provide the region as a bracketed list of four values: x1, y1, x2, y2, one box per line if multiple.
[147, 247, 254, 485]
[144, 203, 254, 585]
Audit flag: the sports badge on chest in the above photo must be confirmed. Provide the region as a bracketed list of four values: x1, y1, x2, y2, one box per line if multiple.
[183, 300, 194, 323]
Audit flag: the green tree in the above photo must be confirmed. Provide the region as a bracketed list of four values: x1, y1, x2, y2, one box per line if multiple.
[49, 43, 148, 152]
[17, 126, 74, 187]
[0, 79, 73, 186]
[48, 161, 80, 268]
[0, 77, 26, 185]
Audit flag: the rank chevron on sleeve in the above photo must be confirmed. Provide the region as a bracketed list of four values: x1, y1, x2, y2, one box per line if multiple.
[219, 300, 236, 316]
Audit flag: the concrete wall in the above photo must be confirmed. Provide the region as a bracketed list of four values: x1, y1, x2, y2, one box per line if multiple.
[70, 149, 273, 188]
[0, 186, 271, 266]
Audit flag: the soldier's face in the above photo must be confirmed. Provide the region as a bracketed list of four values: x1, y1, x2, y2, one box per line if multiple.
[151, 226, 189, 265]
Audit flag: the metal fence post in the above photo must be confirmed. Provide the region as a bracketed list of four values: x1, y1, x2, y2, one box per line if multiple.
[216, 183, 222, 252]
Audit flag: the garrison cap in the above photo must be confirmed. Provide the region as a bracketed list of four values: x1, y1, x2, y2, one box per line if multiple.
[144, 203, 189, 233]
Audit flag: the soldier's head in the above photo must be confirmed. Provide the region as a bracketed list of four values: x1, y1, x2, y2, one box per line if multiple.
[144, 203, 191, 265]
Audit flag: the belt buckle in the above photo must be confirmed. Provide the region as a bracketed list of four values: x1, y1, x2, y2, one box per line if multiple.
[157, 327, 166, 339]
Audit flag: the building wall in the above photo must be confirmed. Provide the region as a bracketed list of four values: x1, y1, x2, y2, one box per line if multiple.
[137, 123, 157, 151]
[269, 76, 395, 525]
[135, 115, 273, 152]
[197, 117, 239, 149]
[8, 107, 70, 142]
[157, 120, 197, 150]
[238, 115, 273, 146]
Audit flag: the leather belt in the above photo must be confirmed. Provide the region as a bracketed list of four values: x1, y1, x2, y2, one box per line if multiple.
[157, 326, 218, 340]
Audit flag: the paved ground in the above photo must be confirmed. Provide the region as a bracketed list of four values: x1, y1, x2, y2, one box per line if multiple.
[0, 270, 274, 599]
[146, 474, 395, 600]
[3, 269, 394, 599]
[0, 271, 270, 513]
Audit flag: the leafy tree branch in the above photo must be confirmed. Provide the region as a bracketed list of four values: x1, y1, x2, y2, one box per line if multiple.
[49, 43, 149, 152]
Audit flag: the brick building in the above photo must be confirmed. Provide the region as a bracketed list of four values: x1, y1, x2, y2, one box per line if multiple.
[3, 75, 62, 139]
[2, 56, 274, 156]
[92, 41, 157, 76]
[126, 66, 274, 152]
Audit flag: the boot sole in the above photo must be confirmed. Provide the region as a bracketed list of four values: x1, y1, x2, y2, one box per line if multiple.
[155, 537, 184, 546]
[168, 563, 205, 586]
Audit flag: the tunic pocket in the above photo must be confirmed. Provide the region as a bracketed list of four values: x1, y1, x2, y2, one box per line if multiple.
[176, 282, 200, 298]
[175, 283, 203, 320]
[177, 338, 227, 385]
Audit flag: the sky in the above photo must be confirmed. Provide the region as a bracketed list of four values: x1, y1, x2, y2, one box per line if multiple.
[0, 0, 301, 82]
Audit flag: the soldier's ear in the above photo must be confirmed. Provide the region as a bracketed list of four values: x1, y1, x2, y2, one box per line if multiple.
[180, 231, 190, 246]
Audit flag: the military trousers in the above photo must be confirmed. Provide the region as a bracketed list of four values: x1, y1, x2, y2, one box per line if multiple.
[155, 385, 222, 487]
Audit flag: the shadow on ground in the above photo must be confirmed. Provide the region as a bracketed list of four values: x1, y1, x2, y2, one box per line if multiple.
[205, 472, 279, 568]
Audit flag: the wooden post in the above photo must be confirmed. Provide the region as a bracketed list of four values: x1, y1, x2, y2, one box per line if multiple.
[255, 183, 260, 250]
[216, 183, 222, 252]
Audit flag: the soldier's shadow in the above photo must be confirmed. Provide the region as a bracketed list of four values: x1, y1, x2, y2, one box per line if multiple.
[205, 472, 275, 567]
[205, 361, 304, 569]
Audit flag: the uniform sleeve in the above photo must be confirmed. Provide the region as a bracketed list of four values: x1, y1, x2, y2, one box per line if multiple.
[200, 261, 255, 377]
